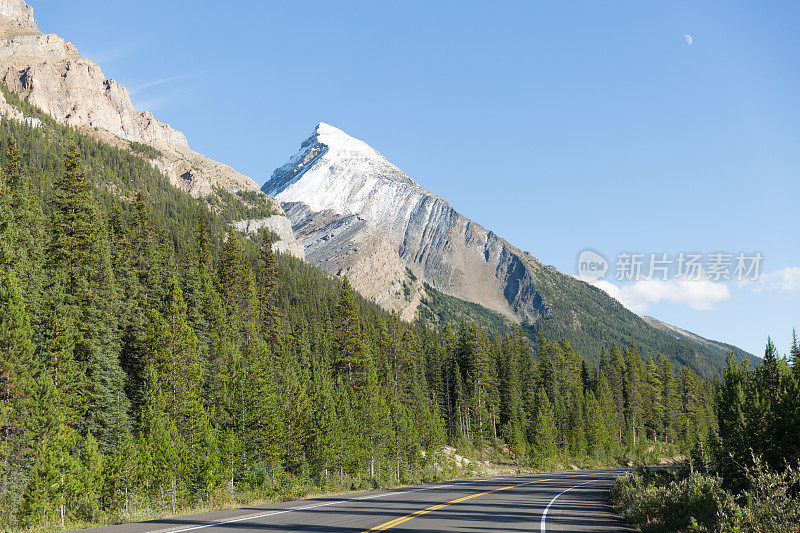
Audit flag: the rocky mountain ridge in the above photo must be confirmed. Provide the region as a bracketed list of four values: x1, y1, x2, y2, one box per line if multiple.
[0, 0, 253, 197]
[266, 122, 549, 323]
[0, 0, 302, 256]
[265, 123, 752, 375]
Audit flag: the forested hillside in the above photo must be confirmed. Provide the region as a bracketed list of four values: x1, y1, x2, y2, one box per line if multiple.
[612, 335, 800, 531]
[527, 263, 753, 376]
[0, 93, 717, 529]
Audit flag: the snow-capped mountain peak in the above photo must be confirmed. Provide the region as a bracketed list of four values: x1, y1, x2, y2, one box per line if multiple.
[311, 122, 376, 155]
[262, 123, 550, 323]
[262, 123, 420, 213]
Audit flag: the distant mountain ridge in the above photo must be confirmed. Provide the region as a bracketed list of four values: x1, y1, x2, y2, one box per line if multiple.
[0, 0, 753, 375]
[264, 123, 753, 375]
[642, 315, 754, 366]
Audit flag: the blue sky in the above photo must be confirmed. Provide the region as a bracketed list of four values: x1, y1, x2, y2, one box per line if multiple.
[31, 1, 799, 357]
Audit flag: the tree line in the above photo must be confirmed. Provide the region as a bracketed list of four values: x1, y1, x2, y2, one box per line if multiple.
[611, 334, 800, 532]
[0, 132, 716, 528]
[714, 333, 800, 489]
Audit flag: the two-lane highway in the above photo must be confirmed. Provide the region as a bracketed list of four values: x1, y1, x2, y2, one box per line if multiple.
[86, 469, 635, 533]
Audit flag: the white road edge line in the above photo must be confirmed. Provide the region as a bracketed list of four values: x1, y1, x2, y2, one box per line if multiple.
[165, 475, 523, 533]
[539, 479, 599, 533]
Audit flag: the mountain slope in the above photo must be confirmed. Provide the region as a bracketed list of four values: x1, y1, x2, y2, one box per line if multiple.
[264, 123, 751, 375]
[0, 0, 302, 256]
[0, 0, 249, 196]
[641, 315, 754, 367]
[265, 122, 549, 323]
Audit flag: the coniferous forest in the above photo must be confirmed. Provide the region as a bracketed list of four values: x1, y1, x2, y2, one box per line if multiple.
[612, 336, 800, 531]
[0, 99, 718, 529]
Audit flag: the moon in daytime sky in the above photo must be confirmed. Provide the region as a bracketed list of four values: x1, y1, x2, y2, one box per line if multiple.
[683, 34, 693, 45]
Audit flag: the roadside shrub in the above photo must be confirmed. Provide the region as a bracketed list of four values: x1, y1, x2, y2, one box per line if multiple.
[611, 468, 734, 532]
[613, 460, 800, 532]
[731, 458, 800, 532]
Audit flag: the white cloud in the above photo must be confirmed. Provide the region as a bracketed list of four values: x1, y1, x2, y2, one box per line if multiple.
[592, 278, 731, 313]
[747, 266, 800, 296]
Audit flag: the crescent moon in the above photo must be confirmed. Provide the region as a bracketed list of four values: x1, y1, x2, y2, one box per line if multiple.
[683, 34, 693, 45]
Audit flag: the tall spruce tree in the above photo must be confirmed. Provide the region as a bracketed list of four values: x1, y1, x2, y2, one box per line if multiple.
[532, 388, 557, 465]
[333, 277, 370, 390]
[0, 271, 36, 518]
[48, 146, 128, 448]
[0, 139, 44, 314]
[258, 230, 283, 355]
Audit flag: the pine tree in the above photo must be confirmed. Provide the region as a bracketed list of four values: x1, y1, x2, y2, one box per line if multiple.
[258, 229, 283, 355]
[102, 431, 138, 519]
[657, 354, 677, 442]
[109, 200, 148, 416]
[644, 356, 664, 440]
[677, 366, 700, 447]
[791, 329, 800, 383]
[622, 344, 643, 448]
[247, 335, 286, 487]
[333, 277, 370, 390]
[532, 388, 557, 465]
[145, 279, 206, 440]
[77, 432, 103, 521]
[0, 151, 12, 271]
[0, 270, 36, 517]
[38, 279, 82, 426]
[21, 371, 82, 528]
[131, 192, 166, 305]
[220, 231, 259, 349]
[0, 138, 45, 313]
[138, 366, 184, 513]
[604, 343, 625, 445]
[48, 146, 128, 448]
[758, 337, 781, 402]
[310, 351, 343, 484]
[715, 351, 750, 484]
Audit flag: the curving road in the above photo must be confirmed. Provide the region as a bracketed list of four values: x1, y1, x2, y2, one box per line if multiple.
[86, 469, 635, 533]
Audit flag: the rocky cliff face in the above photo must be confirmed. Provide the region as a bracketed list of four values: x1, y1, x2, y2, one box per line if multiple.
[264, 123, 752, 375]
[0, 0, 259, 198]
[0, 0, 301, 256]
[281, 201, 424, 320]
[232, 214, 305, 259]
[264, 123, 550, 322]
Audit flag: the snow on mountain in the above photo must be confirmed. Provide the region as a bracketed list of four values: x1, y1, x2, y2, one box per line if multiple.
[263, 123, 754, 375]
[264, 123, 550, 322]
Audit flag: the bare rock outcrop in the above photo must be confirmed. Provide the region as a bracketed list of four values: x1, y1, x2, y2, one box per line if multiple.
[264, 123, 549, 322]
[0, 0, 271, 201]
[232, 214, 305, 259]
[281, 201, 424, 320]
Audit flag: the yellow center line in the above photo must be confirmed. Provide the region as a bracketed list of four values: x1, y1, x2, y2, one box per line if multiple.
[362, 474, 593, 532]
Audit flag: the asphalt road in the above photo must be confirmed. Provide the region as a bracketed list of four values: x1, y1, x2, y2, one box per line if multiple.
[86, 469, 636, 533]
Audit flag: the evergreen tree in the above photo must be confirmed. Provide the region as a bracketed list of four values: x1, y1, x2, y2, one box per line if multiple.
[333, 277, 370, 390]
[48, 146, 129, 448]
[790, 329, 800, 382]
[0, 270, 36, 518]
[622, 344, 643, 447]
[532, 388, 556, 465]
[138, 366, 184, 513]
[0, 138, 44, 312]
[258, 229, 283, 355]
[644, 356, 664, 440]
[21, 371, 82, 528]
